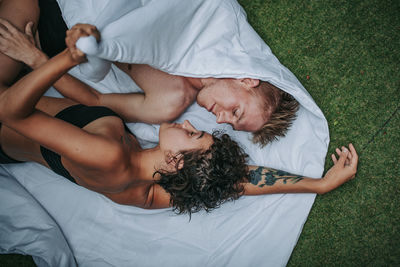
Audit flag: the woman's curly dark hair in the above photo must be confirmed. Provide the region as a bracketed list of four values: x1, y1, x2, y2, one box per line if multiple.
[155, 131, 249, 216]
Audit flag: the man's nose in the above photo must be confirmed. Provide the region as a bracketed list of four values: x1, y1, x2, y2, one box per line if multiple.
[216, 112, 231, 124]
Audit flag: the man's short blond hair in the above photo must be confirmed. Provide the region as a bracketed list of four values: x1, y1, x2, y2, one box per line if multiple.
[252, 81, 299, 147]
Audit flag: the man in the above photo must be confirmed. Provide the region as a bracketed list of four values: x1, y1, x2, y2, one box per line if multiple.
[64, 24, 300, 146]
[112, 62, 299, 146]
[0, 0, 298, 147]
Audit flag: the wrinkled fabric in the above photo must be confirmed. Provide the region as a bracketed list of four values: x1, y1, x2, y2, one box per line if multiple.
[0, 1, 329, 266]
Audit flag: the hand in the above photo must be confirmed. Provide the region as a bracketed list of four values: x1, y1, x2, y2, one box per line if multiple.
[65, 24, 101, 63]
[319, 143, 358, 194]
[0, 18, 48, 69]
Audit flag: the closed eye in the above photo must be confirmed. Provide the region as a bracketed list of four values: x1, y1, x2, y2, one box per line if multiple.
[197, 131, 205, 139]
[233, 109, 238, 117]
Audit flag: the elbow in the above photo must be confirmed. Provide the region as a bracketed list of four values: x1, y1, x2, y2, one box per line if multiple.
[92, 91, 102, 106]
[161, 88, 194, 122]
[143, 184, 156, 209]
[0, 95, 27, 123]
[160, 106, 183, 122]
[83, 91, 102, 107]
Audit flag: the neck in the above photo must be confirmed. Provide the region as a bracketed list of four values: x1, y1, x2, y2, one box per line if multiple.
[185, 77, 207, 90]
[132, 146, 166, 182]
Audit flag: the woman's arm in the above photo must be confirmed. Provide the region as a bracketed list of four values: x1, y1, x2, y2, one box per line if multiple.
[243, 144, 358, 195]
[0, 20, 139, 121]
[0, 19, 119, 169]
[0, 50, 78, 120]
[0, 21, 190, 124]
[105, 145, 358, 209]
[0, 20, 104, 106]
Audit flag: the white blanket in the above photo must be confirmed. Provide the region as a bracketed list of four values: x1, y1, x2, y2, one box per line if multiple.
[0, 0, 329, 266]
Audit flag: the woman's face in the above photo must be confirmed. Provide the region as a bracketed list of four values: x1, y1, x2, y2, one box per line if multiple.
[159, 120, 213, 154]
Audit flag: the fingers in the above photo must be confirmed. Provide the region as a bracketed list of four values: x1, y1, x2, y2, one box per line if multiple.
[331, 146, 348, 166]
[34, 29, 42, 50]
[331, 153, 338, 164]
[348, 143, 358, 164]
[65, 24, 100, 64]
[332, 146, 349, 165]
[348, 143, 358, 178]
[0, 19, 11, 38]
[69, 24, 101, 42]
[25, 21, 34, 38]
[330, 143, 358, 180]
[0, 18, 18, 35]
[337, 147, 349, 166]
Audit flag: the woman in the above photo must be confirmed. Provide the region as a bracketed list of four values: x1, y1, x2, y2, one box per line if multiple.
[0, 18, 358, 215]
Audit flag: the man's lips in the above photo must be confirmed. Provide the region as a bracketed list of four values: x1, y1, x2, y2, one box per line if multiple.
[208, 103, 215, 113]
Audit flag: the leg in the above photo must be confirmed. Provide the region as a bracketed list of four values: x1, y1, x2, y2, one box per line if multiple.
[0, 0, 41, 161]
[0, 0, 40, 91]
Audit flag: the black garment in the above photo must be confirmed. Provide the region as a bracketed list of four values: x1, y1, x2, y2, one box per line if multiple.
[40, 104, 134, 184]
[38, 0, 68, 58]
[0, 123, 24, 164]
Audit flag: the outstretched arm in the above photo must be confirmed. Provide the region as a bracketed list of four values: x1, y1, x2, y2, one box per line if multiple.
[105, 144, 358, 209]
[243, 144, 358, 195]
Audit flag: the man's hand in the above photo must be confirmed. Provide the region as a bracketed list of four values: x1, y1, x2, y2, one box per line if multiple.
[319, 143, 358, 194]
[65, 24, 101, 63]
[0, 18, 48, 69]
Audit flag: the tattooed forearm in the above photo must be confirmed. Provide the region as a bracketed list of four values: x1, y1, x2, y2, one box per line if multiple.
[248, 167, 304, 187]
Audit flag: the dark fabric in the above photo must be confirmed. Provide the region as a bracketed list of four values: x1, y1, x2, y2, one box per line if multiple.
[40, 104, 133, 183]
[38, 0, 68, 58]
[0, 123, 24, 164]
[0, 146, 21, 164]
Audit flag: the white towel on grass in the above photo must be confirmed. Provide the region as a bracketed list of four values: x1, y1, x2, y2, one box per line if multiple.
[0, 0, 329, 266]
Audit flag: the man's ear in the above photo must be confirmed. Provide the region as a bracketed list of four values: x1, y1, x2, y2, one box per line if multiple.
[240, 78, 260, 89]
[165, 151, 184, 170]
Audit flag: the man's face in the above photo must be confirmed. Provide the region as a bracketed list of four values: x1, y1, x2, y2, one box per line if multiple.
[196, 78, 266, 132]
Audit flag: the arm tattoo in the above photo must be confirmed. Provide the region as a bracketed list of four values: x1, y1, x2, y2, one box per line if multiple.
[248, 167, 304, 187]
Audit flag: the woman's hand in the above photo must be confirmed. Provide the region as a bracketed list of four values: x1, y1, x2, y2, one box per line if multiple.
[319, 144, 358, 194]
[65, 24, 101, 64]
[0, 18, 48, 69]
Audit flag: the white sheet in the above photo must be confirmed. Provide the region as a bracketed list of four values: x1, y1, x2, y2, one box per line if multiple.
[0, 0, 329, 266]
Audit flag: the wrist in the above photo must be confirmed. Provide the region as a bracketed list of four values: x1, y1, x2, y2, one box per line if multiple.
[59, 49, 82, 68]
[315, 178, 328, 195]
[29, 50, 49, 69]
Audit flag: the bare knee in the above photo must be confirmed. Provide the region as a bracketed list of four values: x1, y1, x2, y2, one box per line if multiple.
[0, 0, 40, 30]
[0, 0, 39, 86]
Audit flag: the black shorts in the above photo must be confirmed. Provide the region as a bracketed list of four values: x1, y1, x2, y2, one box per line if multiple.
[0, 123, 24, 164]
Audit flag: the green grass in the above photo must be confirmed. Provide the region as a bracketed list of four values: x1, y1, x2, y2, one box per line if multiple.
[237, 0, 400, 266]
[1, 0, 399, 266]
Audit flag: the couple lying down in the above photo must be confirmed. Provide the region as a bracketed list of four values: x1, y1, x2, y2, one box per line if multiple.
[0, 19, 358, 215]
